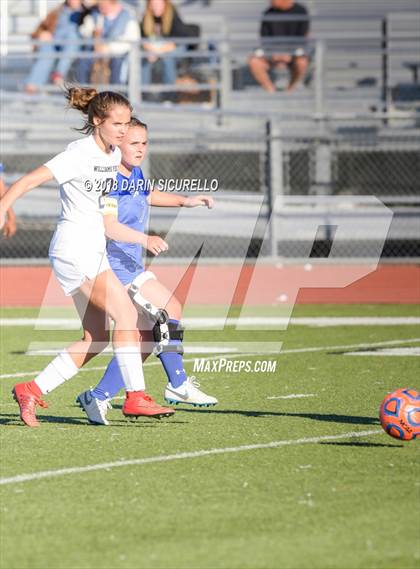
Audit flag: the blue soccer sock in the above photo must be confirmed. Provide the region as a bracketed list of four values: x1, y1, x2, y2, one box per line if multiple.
[158, 319, 187, 388]
[91, 357, 125, 401]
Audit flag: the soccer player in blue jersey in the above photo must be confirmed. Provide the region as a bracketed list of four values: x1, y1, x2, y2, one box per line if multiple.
[77, 117, 218, 425]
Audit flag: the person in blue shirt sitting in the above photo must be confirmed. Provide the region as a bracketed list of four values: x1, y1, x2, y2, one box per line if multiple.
[25, 0, 83, 93]
[77, 117, 218, 425]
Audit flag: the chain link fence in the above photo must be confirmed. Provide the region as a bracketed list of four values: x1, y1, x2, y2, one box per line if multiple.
[1, 119, 419, 261]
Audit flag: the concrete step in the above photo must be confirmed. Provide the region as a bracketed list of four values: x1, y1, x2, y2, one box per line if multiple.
[7, 14, 38, 35]
[7, 0, 39, 16]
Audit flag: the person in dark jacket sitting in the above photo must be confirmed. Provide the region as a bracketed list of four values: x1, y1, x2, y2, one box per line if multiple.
[141, 0, 189, 86]
[248, 0, 310, 92]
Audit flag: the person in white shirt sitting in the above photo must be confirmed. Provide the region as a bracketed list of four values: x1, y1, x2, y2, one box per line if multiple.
[77, 0, 139, 84]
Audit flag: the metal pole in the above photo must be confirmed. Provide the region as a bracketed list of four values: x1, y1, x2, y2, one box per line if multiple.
[381, 16, 390, 123]
[219, 21, 231, 112]
[266, 119, 283, 259]
[38, 0, 48, 20]
[0, 0, 8, 57]
[314, 141, 332, 196]
[128, 42, 141, 107]
[314, 39, 324, 116]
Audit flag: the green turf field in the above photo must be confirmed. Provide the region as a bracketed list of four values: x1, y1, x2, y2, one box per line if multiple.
[0, 304, 419, 569]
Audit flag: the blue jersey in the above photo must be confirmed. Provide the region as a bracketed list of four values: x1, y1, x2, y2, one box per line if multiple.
[106, 167, 150, 285]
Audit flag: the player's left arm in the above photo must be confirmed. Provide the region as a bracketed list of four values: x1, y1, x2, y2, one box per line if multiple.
[148, 190, 214, 209]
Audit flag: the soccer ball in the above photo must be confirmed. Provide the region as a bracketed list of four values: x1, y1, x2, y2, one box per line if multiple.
[379, 388, 420, 440]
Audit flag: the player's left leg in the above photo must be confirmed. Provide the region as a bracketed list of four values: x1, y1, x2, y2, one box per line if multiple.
[131, 273, 218, 407]
[77, 319, 174, 424]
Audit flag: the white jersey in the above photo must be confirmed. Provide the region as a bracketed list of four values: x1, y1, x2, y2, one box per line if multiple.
[45, 135, 121, 256]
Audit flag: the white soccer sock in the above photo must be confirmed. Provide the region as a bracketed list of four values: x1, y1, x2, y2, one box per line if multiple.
[114, 346, 145, 392]
[35, 350, 79, 394]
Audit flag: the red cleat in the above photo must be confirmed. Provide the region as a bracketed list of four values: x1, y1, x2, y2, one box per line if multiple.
[12, 383, 48, 428]
[122, 391, 175, 419]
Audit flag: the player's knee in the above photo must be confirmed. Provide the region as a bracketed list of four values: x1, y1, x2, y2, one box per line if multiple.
[82, 329, 109, 354]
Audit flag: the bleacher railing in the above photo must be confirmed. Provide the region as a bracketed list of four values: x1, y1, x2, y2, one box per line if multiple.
[1, 13, 419, 114]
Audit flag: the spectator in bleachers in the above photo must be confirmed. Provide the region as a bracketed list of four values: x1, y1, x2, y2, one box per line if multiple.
[0, 164, 16, 239]
[140, 0, 191, 88]
[248, 0, 310, 93]
[25, 0, 84, 94]
[77, 0, 139, 85]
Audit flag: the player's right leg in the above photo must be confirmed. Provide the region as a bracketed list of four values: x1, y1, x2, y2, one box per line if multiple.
[78, 269, 174, 420]
[13, 294, 110, 427]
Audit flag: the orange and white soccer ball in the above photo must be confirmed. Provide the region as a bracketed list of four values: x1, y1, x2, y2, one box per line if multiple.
[379, 388, 420, 440]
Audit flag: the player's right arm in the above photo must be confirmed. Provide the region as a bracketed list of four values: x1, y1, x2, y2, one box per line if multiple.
[100, 195, 168, 256]
[0, 166, 53, 229]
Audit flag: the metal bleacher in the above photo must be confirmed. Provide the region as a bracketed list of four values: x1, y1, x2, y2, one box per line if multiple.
[0, 1, 419, 261]
[0, 1, 418, 119]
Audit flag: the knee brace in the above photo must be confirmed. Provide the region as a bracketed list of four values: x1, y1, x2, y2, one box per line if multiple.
[128, 272, 184, 356]
[152, 314, 184, 356]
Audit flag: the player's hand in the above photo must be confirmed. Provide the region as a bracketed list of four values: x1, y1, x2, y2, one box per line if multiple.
[3, 214, 17, 238]
[146, 235, 168, 256]
[184, 196, 214, 209]
[0, 209, 6, 232]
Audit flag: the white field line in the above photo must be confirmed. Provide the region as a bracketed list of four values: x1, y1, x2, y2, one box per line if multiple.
[1, 338, 420, 380]
[345, 347, 420, 357]
[25, 345, 238, 356]
[1, 316, 420, 328]
[0, 429, 383, 486]
[267, 394, 316, 400]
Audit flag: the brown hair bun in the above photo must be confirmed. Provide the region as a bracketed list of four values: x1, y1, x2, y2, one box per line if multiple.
[64, 86, 132, 135]
[66, 87, 98, 115]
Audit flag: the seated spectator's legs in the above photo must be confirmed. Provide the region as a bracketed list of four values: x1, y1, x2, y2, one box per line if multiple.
[141, 58, 152, 86]
[272, 54, 292, 68]
[287, 55, 308, 91]
[25, 43, 57, 92]
[54, 29, 81, 82]
[110, 56, 125, 84]
[161, 47, 185, 85]
[248, 55, 275, 93]
[119, 56, 129, 84]
[76, 53, 93, 83]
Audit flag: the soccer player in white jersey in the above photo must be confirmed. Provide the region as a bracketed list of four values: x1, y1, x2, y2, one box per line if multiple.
[0, 87, 173, 427]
